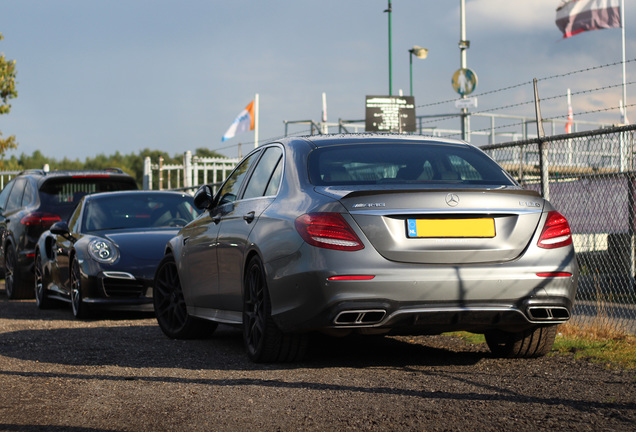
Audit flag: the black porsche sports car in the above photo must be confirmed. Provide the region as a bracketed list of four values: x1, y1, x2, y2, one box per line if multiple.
[34, 190, 200, 318]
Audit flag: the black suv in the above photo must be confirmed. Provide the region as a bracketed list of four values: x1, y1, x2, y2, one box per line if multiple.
[0, 168, 138, 299]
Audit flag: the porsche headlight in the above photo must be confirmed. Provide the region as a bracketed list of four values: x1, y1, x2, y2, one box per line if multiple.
[88, 239, 119, 264]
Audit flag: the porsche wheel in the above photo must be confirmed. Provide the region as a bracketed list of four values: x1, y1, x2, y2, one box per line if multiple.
[70, 257, 90, 319]
[243, 255, 307, 363]
[154, 254, 217, 339]
[485, 325, 558, 358]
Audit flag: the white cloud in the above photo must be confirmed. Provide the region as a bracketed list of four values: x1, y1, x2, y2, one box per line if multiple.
[468, 0, 562, 32]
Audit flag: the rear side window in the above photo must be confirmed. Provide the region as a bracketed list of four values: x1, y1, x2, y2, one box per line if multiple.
[39, 177, 137, 220]
[308, 143, 515, 186]
[21, 180, 35, 207]
[243, 147, 283, 199]
[5, 178, 26, 212]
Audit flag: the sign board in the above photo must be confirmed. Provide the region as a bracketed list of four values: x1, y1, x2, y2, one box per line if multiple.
[455, 97, 478, 109]
[451, 68, 477, 96]
[365, 96, 416, 133]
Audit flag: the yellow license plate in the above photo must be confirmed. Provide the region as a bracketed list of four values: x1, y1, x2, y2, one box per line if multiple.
[407, 218, 495, 238]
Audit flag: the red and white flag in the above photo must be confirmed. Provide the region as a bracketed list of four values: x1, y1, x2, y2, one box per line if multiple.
[556, 0, 621, 38]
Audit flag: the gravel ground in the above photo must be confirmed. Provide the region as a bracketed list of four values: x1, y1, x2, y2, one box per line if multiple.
[0, 285, 634, 432]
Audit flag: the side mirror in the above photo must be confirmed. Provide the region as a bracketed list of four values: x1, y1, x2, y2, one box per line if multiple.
[193, 185, 214, 210]
[50, 221, 70, 236]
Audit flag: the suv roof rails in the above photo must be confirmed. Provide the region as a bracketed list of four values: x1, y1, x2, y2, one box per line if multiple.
[17, 167, 127, 176]
[18, 169, 46, 176]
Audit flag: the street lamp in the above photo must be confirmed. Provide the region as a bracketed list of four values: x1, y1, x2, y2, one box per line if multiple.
[409, 46, 428, 96]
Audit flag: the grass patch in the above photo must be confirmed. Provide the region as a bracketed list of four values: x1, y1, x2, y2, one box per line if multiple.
[447, 322, 636, 370]
[552, 321, 636, 370]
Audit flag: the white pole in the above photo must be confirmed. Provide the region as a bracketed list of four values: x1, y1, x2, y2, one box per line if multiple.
[254, 93, 260, 148]
[321, 92, 328, 134]
[459, 0, 470, 141]
[622, 0, 628, 124]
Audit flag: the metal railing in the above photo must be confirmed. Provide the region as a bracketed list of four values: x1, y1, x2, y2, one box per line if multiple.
[142, 151, 240, 194]
[482, 124, 636, 333]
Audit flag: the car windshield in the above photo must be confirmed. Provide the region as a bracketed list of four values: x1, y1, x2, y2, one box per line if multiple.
[39, 177, 137, 220]
[82, 194, 199, 232]
[307, 143, 516, 186]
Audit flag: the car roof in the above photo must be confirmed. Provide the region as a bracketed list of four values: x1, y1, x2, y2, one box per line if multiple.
[18, 168, 130, 177]
[83, 190, 192, 200]
[279, 133, 474, 149]
[16, 168, 135, 185]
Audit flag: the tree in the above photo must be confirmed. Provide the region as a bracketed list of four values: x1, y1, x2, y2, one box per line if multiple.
[0, 32, 18, 162]
[194, 147, 224, 159]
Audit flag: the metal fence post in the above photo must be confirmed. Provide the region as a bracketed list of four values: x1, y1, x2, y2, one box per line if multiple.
[629, 174, 636, 288]
[533, 78, 550, 200]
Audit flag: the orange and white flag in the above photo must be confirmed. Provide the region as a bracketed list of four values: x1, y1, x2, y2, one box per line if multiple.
[222, 100, 255, 141]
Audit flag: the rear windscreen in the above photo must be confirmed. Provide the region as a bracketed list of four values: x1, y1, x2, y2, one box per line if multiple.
[308, 143, 516, 187]
[39, 178, 137, 219]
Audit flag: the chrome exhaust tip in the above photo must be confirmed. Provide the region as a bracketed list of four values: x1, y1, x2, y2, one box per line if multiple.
[334, 309, 386, 326]
[527, 306, 570, 321]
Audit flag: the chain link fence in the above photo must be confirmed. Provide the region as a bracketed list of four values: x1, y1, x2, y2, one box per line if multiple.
[482, 124, 636, 334]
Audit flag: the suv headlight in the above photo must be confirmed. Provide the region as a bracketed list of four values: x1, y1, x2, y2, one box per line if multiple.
[88, 239, 119, 264]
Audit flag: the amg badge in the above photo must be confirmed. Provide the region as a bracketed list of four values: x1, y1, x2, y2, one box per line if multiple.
[352, 203, 386, 208]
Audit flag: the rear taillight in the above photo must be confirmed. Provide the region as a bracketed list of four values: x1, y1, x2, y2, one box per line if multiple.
[20, 212, 62, 228]
[537, 211, 572, 249]
[295, 213, 364, 251]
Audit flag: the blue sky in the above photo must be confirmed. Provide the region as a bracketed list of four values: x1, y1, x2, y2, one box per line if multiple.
[0, 0, 634, 160]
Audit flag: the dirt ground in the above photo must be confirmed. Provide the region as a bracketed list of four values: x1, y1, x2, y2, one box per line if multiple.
[0, 287, 634, 432]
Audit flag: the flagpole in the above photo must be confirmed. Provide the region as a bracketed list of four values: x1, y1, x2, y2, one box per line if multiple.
[621, 0, 628, 123]
[254, 93, 259, 148]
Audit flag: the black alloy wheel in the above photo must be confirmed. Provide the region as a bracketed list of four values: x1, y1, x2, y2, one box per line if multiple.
[70, 257, 89, 319]
[4, 244, 29, 299]
[153, 254, 217, 339]
[34, 252, 53, 309]
[4, 244, 16, 299]
[243, 255, 307, 363]
[485, 325, 558, 358]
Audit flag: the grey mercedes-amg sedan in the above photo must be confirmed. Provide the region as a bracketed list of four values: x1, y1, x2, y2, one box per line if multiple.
[153, 134, 578, 363]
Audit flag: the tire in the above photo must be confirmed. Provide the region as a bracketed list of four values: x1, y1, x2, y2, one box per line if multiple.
[34, 252, 54, 309]
[153, 254, 217, 339]
[485, 325, 558, 358]
[243, 256, 307, 363]
[70, 257, 90, 319]
[4, 244, 30, 299]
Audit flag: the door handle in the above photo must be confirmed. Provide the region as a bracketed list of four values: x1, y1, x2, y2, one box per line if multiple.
[212, 214, 221, 224]
[243, 211, 255, 223]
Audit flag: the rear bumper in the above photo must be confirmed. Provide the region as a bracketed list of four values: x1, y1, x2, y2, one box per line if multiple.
[274, 297, 574, 335]
[266, 245, 578, 334]
[328, 297, 573, 335]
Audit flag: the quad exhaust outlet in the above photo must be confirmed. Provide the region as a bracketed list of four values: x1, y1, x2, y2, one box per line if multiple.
[334, 310, 387, 326]
[527, 306, 570, 321]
